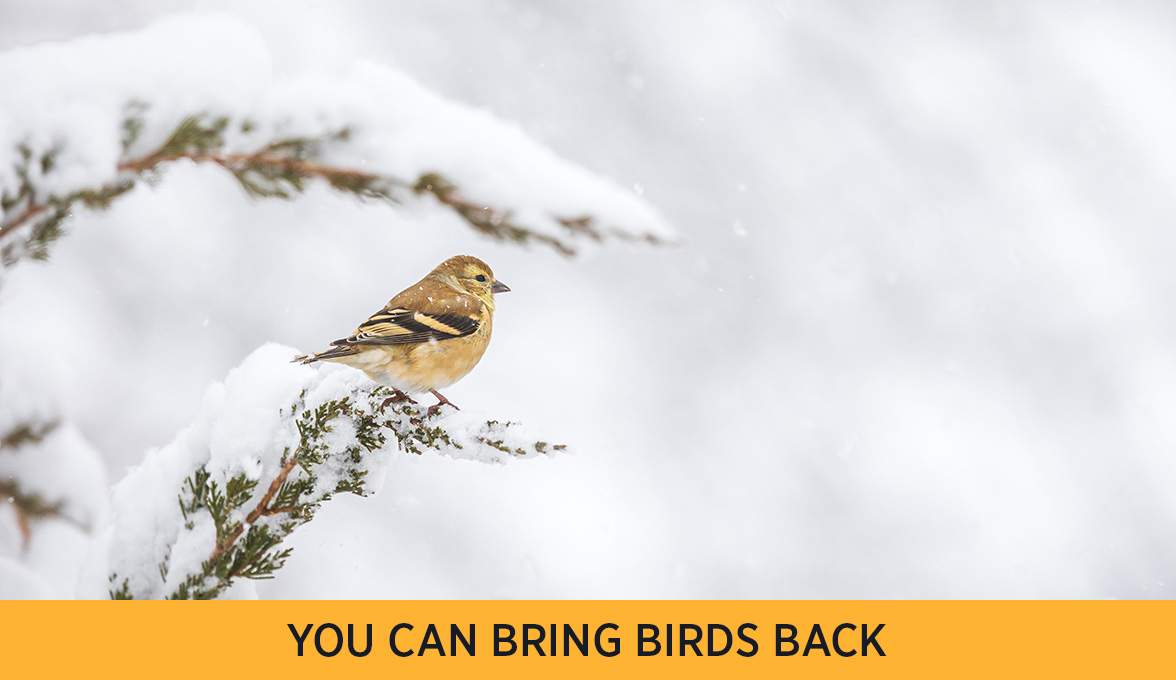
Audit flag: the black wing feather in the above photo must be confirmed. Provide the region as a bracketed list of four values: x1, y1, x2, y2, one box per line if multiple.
[333, 308, 479, 347]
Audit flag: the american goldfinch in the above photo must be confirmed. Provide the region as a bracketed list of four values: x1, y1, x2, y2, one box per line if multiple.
[297, 255, 510, 416]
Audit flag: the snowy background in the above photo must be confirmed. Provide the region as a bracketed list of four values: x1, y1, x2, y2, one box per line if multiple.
[3, 0, 1176, 598]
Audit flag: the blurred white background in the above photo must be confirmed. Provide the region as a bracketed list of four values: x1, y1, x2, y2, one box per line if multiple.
[3, 0, 1176, 598]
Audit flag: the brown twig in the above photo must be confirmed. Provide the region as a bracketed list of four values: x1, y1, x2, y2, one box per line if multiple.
[208, 453, 300, 564]
[1, 421, 59, 451]
[116, 151, 386, 183]
[2, 136, 636, 260]
[13, 504, 30, 546]
[0, 195, 46, 244]
[0, 478, 87, 549]
[0, 149, 394, 246]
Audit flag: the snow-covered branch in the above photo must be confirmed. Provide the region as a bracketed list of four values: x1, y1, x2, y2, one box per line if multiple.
[0, 417, 106, 558]
[1, 15, 645, 598]
[100, 344, 561, 600]
[0, 421, 69, 544]
[0, 15, 675, 269]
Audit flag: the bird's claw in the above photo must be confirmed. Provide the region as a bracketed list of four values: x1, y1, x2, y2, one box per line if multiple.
[426, 390, 460, 418]
[380, 389, 417, 410]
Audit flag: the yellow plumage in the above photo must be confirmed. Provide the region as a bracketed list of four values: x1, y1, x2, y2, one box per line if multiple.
[297, 255, 509, 415]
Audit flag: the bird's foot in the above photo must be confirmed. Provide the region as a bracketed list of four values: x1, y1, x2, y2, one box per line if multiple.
[426, 390, 460, 418]
[380, 389, 417, 410]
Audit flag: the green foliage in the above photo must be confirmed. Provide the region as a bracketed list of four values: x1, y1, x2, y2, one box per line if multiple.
[477, 420, 567, 457]
[109, 576, 134, 600]
[108, 380, 563, 600]
[116, 391, 389, 599]
[0, 106, 587, 600]
[0, 478, 67, 523]
[3, 102, 644, 271]
[0, 140, 136, 268]
[0, 420, 59, 450]
[413, 172, 584, 256]
[120, 101, 147, 153]
[0, 419, 75, 533]
[157, 115, 230, 158]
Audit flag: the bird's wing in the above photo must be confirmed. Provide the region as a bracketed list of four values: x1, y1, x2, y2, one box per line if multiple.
[331, 307, 480, 347]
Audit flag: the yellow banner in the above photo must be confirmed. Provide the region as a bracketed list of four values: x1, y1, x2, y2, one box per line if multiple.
[1, 601, 1169, 677]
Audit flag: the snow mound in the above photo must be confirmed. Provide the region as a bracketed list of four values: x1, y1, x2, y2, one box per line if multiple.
[86, 342, 558, 599]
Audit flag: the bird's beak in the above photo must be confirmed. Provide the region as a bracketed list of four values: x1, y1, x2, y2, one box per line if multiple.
[491, 280, 511, 294]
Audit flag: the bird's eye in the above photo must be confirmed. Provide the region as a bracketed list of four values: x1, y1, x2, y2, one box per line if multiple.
[475, 274, 487, 282]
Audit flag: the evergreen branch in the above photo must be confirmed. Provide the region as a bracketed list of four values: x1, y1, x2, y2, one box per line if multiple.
[2, 107, 669, 270]
[110, 372, 562, 600]
[0, 480, 65, 518]
[0, 478, 88, 547]
[0, 478, 67, 543]
[1, 420, 59, 450]
[411, 173, 577, 256]
[0, 196, 47, 244]
[0, 420, 75, 547]
[207, 453, 300, 565]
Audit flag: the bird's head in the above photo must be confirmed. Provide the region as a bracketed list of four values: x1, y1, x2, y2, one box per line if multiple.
[432, 255, 510, 309]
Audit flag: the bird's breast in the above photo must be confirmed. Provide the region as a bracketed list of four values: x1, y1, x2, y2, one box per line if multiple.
[363, 316, 492, 392]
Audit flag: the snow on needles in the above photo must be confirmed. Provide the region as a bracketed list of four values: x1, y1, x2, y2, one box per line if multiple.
[0, 14, 674, 246]
[87, 343, 558, 599]
[0, 15, 271, 199]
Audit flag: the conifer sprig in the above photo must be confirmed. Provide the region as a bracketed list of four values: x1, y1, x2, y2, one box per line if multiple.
[109, 382, 561, 600]
[2, 107, 663, 268]
[0, 420, 88, 545]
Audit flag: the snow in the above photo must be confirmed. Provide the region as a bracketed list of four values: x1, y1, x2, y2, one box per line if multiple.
[0, 15, 272, 199]
[84, 343, 556, 599]
[0, 557, 53, 599]
[0, 271, 109, 597]
[0, 14, 673, 247]
[0, 423, 107, 528]
[4, 3, 1176, 600]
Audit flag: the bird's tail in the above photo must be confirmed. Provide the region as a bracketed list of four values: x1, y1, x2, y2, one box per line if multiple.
[291, 346, 355, 364]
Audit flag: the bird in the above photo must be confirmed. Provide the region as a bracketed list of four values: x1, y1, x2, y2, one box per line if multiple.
[296, 255, 510, 416]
